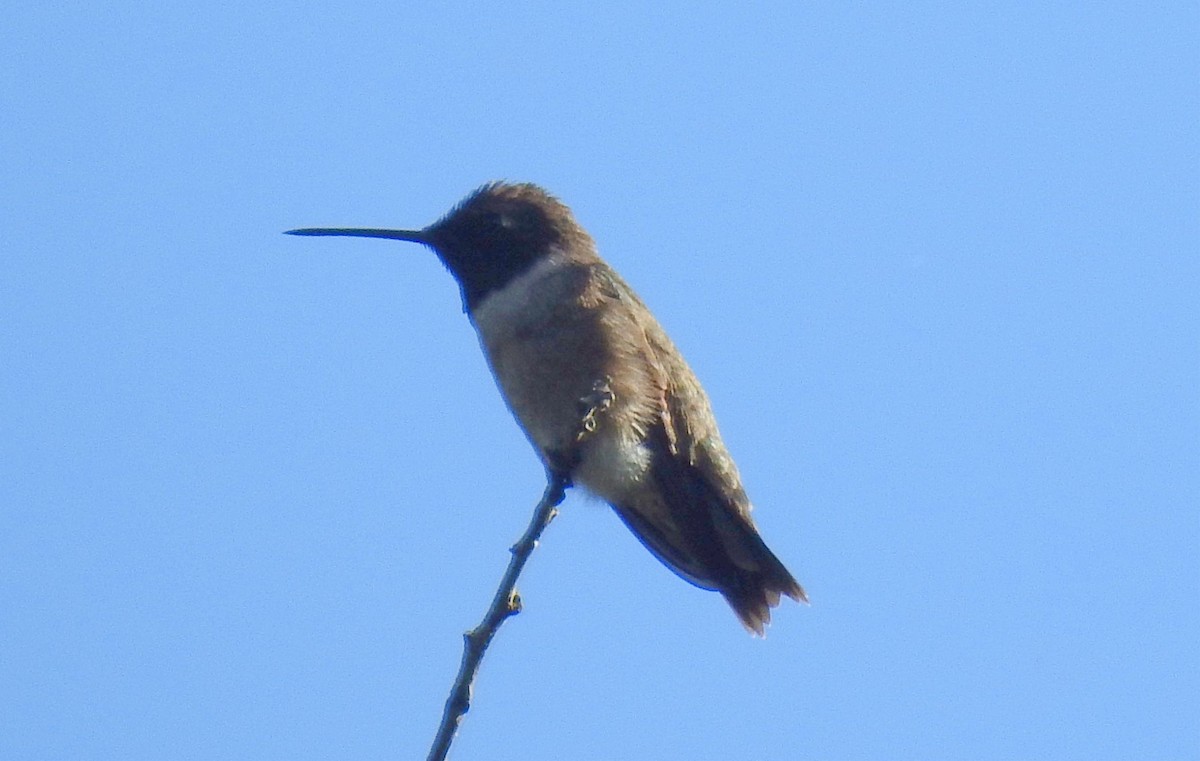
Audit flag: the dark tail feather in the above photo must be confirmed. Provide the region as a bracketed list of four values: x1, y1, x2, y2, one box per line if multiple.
[705, 501, 807, 636]
[611, 441, 807, 636]
[719, 546, 808, 637]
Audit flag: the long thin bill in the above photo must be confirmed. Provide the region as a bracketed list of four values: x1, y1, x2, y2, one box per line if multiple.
[284, 228, 428, 244]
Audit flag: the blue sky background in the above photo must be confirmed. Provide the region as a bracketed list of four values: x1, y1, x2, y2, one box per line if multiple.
[2, 3, 1197, 759]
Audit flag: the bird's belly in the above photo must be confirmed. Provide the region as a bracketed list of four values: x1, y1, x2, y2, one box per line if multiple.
[573, 427, 653, 503]
[485, 347, 654, 504]
[470, 254, 655, 501]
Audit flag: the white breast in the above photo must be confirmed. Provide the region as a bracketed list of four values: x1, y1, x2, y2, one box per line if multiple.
[470, 251, 570, 343]
[468, 252, 576, 453]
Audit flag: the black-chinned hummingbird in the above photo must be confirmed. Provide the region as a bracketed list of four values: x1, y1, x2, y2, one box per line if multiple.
[287, 182, 806, 634]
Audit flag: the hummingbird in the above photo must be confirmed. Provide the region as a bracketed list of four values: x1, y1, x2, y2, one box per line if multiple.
[287, 182, 806, 634]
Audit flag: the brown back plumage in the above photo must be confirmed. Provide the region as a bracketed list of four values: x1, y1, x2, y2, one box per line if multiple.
[598, 269, 807, 635]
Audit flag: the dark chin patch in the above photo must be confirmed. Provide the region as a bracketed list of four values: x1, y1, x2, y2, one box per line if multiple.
[442, 244, 546, 313]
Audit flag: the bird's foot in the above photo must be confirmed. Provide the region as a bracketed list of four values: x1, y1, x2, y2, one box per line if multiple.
[575, 376, 615, 443]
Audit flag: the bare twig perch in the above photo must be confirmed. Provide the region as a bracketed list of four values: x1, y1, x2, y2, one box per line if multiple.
[425, 472, 569, 761]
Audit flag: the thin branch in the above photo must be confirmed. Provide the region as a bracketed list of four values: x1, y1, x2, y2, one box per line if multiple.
[425, 473, 569, 761]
